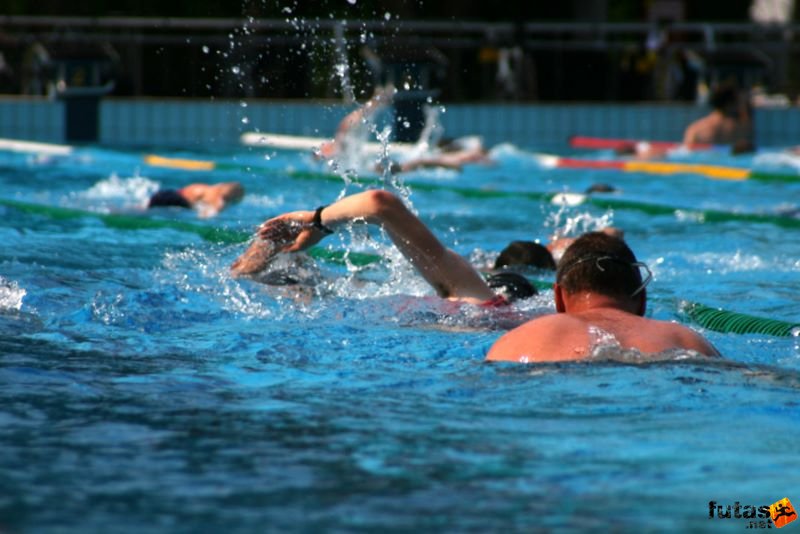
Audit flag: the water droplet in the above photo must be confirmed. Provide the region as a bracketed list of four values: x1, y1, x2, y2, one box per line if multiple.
[403, 81, 410, 90]
[384, 12, 391, 20]
[240, 101, 248, 108]
[402, 121, 410, 128]
[241, 117, 250, 124]
[347, 0, 357, 4]
[282, 7, 292, 13]
[232, 65, 241, 75]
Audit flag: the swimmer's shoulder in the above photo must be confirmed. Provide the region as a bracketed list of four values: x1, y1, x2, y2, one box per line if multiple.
[486, 314, 588, 362]
[661, 320, 721, 357]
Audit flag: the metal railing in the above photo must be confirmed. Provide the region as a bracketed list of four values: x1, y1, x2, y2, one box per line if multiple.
[1, 16, 798, 100]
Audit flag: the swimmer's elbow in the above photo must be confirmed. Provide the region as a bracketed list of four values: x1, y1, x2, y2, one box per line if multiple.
[363, 189, 403, 218]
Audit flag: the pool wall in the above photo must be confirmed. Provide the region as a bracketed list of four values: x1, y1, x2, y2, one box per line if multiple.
[2, 96, 799, 149]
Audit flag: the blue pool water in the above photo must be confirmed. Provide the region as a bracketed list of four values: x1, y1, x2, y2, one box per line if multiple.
[1, 139, 799, 532]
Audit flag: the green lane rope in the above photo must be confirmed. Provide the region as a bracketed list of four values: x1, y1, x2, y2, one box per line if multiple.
[141, 154, 800, 230]
[681, 301, 800, 337]
[586, 197, 800, 229]
[0, 197, 380, 267]
[262, 166, 800, 229]
[749, 170, 800, 184]
[0, 198, 251, 244]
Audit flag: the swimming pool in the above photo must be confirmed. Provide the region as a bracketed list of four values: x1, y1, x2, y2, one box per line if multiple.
[1, 138, 799, 532]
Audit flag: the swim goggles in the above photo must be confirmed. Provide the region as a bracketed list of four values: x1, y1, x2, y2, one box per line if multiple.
[558, 255, 653, 297]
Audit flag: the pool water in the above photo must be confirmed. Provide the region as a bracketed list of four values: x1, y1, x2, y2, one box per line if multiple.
[1, 139, 799, 532]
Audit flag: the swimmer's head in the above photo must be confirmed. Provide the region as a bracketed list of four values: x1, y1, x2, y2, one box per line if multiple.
[710, 81, 739, 113]
[148, 189, 191, 209]
[585, 183, 617, 194]
[556, 232, 649, 301]
[486, 272, 538, 302]
[494, 241, 556, 271]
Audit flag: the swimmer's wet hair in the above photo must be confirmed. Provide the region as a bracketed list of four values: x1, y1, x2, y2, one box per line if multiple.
[494, 241, 556, 271]
[486, 272, 537, 302]
[556, 232, 645, 299]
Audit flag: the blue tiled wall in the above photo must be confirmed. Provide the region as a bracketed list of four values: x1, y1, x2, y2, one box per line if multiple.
[0, 98, 64, 143]
[2, 96, 799, 150]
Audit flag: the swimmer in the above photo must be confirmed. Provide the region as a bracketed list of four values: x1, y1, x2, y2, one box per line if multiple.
[622, 81, 754, 159]
[683, 81, 753, 148]
[318, 85, 492, 173]
[230, 190, 536, 306]
[379, 137, 493, 174]
[148, 181, 244, 218]
[316, 85, 395, 160]
[486, 231, 720, 362]
[584, 183, 617, 194]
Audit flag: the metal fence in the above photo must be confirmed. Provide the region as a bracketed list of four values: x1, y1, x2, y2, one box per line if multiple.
[1, 16, 799, 102]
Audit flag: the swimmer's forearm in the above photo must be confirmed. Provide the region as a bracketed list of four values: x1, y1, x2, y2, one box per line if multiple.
[314, 191, 389, 230]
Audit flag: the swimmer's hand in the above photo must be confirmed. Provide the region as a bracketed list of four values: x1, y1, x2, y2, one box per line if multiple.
[257, 211, 325, 252]
[230, 211, 324, 277]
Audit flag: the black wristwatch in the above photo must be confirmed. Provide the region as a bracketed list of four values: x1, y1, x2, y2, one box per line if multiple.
[313, 205, 334, 234]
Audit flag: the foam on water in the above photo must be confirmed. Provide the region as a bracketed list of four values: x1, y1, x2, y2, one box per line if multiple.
[79, 173, 160, 210]
[0, 276, 25, 310]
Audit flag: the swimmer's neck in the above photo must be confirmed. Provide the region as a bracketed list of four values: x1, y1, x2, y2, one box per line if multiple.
[555, 287, 644, 316]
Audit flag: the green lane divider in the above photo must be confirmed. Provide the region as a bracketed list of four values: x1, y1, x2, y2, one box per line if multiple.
[272, 168, 800, 229]
[585, 197, 800, 229]
[0, 197, 379, 267]
[142, 154, 800, 229]
[0, 197, 251, 244]
[681, 301, 800, 337]
[748, 170, 800, 184]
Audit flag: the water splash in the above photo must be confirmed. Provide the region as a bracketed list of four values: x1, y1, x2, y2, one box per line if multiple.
[545, 208, 615, 241]
[0, 277, 26, 311]
[80, 173, 160, 210]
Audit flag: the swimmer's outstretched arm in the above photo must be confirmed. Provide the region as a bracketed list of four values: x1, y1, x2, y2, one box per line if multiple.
[335, 85, 394, 138]
[232, 190, 495, 302]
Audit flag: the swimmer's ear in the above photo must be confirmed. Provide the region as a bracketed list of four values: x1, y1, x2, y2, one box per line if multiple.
[554, 283, 567, 313]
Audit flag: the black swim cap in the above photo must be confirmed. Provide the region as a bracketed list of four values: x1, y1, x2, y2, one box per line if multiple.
[486, 272, 537, 302]
[148, 189, 191, 209]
